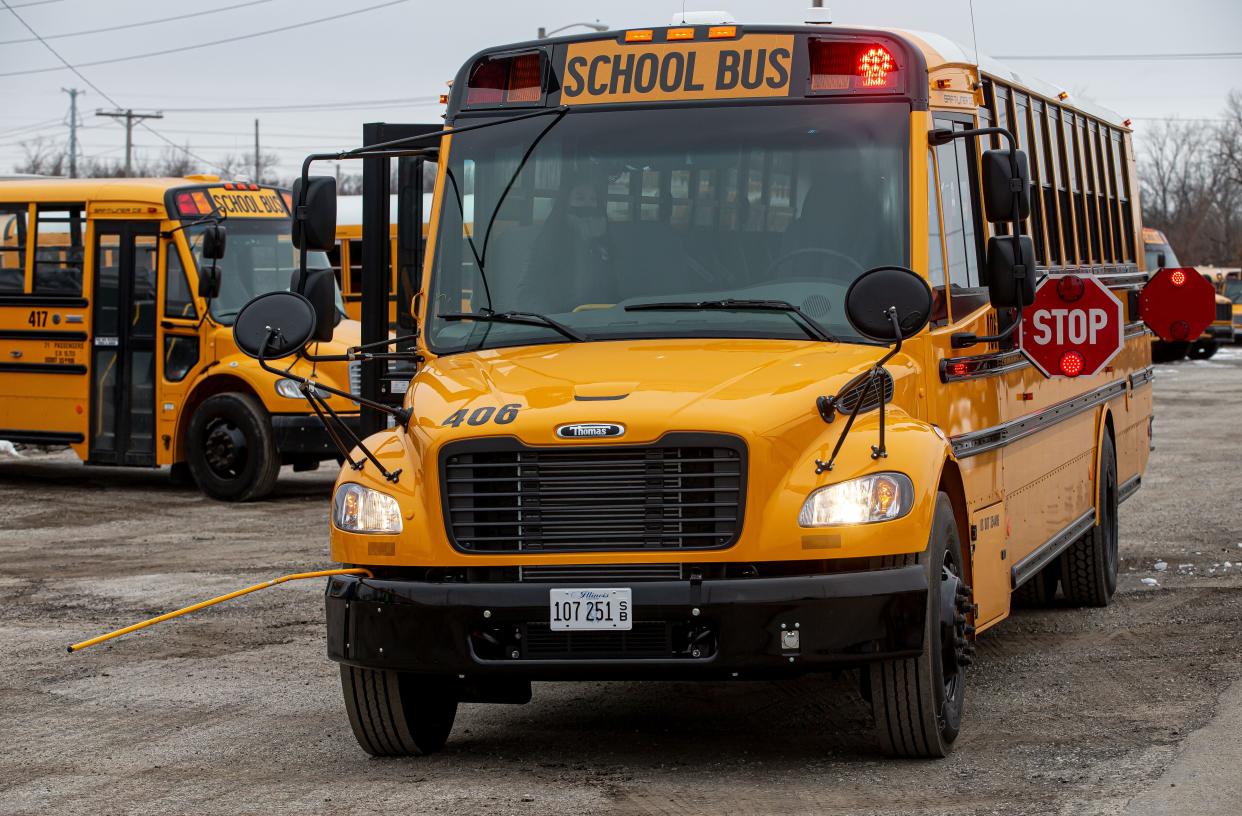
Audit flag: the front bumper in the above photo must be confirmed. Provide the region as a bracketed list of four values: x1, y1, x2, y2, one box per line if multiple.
[325, 567, 927, 679]
[1206, 325, 1232, 341]
[271, 413, 360, 458]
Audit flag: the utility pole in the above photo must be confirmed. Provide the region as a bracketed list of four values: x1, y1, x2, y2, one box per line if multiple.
[253, 118, 260, 183]
[60, 88, 83, 178]
[95, 108, 163, 176]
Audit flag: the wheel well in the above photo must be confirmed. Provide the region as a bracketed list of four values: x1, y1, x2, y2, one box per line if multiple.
[174, 374, 262, 462]
[937, 458, 972, 589]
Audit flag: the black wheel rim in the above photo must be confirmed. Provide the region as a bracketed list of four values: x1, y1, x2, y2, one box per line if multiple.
[203, 418, 248, 479]
[1104, 472, 1119, 584]
[938, 557, 967, 704]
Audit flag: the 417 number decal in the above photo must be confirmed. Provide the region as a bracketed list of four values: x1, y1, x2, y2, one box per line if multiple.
[442, 403, 521, 427]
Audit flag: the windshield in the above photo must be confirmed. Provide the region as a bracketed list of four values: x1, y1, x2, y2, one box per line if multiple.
[1144, 241, 1180, 270]
[186, 219, 344, 324]
[1224, 280, 1242, 304]
[428, 102, 909, 353]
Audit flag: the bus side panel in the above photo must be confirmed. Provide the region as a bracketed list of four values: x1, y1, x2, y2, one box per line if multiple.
[0, 301, 92, 458]
[1113, 337, 1152, 487]
[970, 501, 1010, 630]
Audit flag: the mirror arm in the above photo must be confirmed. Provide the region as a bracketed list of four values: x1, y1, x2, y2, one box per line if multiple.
[817, 307, 901, 472]
[932, 126, 1030, 350]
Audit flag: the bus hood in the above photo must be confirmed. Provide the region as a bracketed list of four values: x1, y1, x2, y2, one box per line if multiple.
[408, 338, 907, 446]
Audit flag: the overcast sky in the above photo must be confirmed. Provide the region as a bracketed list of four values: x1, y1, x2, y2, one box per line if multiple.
[2, 0, 1239, 178]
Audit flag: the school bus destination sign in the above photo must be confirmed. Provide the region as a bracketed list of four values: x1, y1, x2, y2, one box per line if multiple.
[562, 34, 794, 104]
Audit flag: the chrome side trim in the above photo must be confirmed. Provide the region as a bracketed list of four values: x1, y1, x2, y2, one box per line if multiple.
[1125, 321, 1151, 341]
[1119, 474, 1141, 504]
[1129, 365, 1154, 389]
[1011, 510, 1096, 588]
[940, 349, 1029, 382]
[950, 379, 1128, 459]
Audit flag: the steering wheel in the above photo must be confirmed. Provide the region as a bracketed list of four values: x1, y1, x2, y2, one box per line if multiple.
[763, 247, 864, 278]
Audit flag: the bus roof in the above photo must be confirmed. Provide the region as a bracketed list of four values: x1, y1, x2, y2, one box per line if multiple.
[0, 176, 255, 205]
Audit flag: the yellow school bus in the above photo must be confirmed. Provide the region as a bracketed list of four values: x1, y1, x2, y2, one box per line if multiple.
[282, 23, 1158, 757]
[0, 177, 360, 500]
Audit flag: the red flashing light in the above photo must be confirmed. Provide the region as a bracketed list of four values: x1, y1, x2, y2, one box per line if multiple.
[174, 191, 202, 216]
[1059, 350, 1085, 377]
[810, 40, 900, 92]
[1170, 269, 1187, 286]
[948, 361, 969, 377]
[858, 46, 894, 88]
[1170, 319, 1191, 340]
[465, 52, 544, 106]
[1056, 275, 1085, 302]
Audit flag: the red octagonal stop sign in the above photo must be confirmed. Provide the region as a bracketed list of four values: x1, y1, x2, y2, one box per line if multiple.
[1018, 274, 1124, 378]
[1139, 267, 1216, 342]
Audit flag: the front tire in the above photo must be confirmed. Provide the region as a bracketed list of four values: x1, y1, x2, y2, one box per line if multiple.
[1060, 433, 1119, 607]
[186, 392, 281, 502]
[341, 666, 458, 757]
[869, 493, 972, 758]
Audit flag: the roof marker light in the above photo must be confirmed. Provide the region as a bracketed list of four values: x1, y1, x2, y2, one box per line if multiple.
[667, 26, 694, 40]
[625, 29, 654, 42]
[1058, 90, 1069, 101]
[707, 25, 736, 38]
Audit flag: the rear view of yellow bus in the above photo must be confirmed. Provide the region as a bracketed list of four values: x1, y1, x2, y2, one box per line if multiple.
[0, 177, 360, 500]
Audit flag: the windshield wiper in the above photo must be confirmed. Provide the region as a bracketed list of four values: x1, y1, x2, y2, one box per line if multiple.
[625, 299, 836, 342]
[438, 309, 586, 343]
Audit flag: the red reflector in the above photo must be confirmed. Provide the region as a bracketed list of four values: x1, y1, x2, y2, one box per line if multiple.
[1170, 269, 1187, 286]
[810, 41, 900, 92]
[466, 52, 543, 106]
[1059, 350, 1085, 377]
[1056, 275, 1085, 302]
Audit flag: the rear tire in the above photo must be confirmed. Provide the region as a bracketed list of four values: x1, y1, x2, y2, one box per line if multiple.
[168, 461, 194, 487]
[340, 666, 458, 757]
[1060, 433, 1119, 607]
[1188, 339, 1217, 360]
[869, 493, 971, 758]
[186, 392, 281, 502]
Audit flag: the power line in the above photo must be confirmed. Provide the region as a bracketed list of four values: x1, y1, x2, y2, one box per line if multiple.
[0, 116, 62, 136]
[0, 0, 225, 172]
[158, 96, 439, 114]
[0, 0, 409, 77]
[995, 51, 1242, 62]
[3, 0, 62, 8]
[0, 0, 275, 46]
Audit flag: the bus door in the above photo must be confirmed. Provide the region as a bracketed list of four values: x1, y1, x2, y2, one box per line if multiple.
[89, 221, 158, 466]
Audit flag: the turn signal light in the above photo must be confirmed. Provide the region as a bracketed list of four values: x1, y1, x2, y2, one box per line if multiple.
[1059, 350, 1085, 377]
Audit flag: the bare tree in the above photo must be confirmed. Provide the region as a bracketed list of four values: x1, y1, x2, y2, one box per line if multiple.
[13, 137, 66, 176]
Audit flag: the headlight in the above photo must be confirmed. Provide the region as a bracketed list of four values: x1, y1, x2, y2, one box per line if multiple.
[333, 483, 402, 534]
[798, 472, 914, 526]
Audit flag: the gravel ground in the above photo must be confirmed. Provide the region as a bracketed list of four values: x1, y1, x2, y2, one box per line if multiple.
[1, 347, 1240, 816]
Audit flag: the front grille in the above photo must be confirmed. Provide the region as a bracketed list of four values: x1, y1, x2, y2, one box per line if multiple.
[1217, 302, 1232, 321]
[518, 563, 683, 582]
[441, 434, 746, 553]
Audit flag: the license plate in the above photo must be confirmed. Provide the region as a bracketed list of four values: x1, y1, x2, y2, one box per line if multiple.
[549, 588, 632, 631]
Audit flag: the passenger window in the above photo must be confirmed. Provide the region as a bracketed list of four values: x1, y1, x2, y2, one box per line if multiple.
[933, 119, 988, 320]
[33, 205, 86, 294]
[0, 205, 27, 293]
[164, 335, 199, 382]
[347, 239, 363, 295]
[164, 245, 197, 320]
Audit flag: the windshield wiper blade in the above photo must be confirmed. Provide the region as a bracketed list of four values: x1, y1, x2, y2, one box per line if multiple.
[625, 299, 836, 342]
[438, 309, 586, 343]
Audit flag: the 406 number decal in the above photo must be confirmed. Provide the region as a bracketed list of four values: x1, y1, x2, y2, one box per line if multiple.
[442, 403, 521, 428]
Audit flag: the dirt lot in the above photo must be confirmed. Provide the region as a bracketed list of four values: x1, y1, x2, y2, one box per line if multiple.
[2, 348, 1241, 816]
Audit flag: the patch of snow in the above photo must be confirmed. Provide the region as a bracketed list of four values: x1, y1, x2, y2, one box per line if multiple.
[1154, 560, 1168, 571]
[1141, 577, 1159, 587]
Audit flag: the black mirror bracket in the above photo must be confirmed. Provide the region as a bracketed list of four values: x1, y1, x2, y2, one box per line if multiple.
[820, 307, 901, 473]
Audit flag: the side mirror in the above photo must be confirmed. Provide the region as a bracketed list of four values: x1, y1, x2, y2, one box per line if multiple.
[232, 291, 317, 360]
[844, 266, 934, 342]
[981, 149, 1032, 223]
[197, 265, 221, 299]
[292, 266, 339, 343]
[1156, 251, 1167, 269]
[291, 176, 338, 252]
[986, 235, 1036, 308]
[202, 224, 226, 260]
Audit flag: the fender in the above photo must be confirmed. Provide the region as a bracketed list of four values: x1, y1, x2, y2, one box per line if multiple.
[1091, 404, 1115, 525]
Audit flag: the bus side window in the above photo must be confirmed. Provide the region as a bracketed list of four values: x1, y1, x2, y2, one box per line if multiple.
[327, 240, 344, 290]
[164, 245, 198, 320]
[32, 205, 86, 295]
[0, 205, 27, 292]
[933, 119, 988, 320]
[925, 149, 949, 328]
[347, 239, 363, 296]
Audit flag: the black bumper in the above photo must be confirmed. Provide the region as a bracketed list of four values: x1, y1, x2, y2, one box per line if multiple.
[271, 413, 359, 458]
[325, 567, 928, 680]
[1206, 326, 1232, 341]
